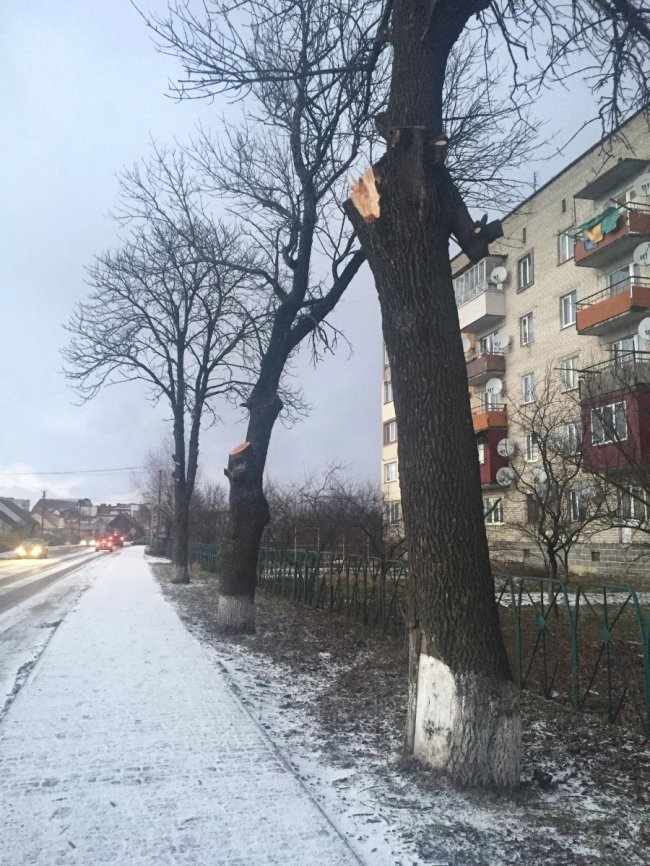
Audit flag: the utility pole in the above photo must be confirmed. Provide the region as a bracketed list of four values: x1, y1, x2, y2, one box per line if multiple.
[41, 490, 46, 534]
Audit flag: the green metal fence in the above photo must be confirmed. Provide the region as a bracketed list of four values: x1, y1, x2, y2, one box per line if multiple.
[189, 541, 219, 572]
[258, 547, 650, 736]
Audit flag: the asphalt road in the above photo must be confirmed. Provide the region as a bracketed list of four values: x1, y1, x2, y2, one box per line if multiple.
[0, 546, 101, 614]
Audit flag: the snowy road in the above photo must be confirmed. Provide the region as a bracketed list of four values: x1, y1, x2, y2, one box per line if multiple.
[0, 545, 98, 613]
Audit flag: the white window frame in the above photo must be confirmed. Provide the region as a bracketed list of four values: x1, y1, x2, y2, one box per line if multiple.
[385, 501, 401, 525]
[591, 401, 628, 445]
[484, 497, 504, 525]
[560, 291, 577, 327]
[384, 461, 398, 483]
[618, 487, 647, 523]
[524, 433, 539, 462]
[477, 442, 485, 464]
[383, 379, 393, 404]
[383, 419, 397, 445]
[521, 372, 536, 404]
[383, 344, 390, 366]
[563, 422, 582, 454]
[612, 335, 639, 366]
[569, 489, 587, 523]
[560, 356, 579, 392]
[558, 230, 575, 264]
[520, 312, 534, 345]
[517, 253, 534, 290]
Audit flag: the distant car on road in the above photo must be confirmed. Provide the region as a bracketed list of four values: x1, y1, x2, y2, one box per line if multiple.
[15, 539, 49, 559]
[95, 537, 114, 553]
[108, 533, 124, 548]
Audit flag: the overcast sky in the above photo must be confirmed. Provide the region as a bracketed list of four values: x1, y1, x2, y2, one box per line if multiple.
[1, 1, 600, 508]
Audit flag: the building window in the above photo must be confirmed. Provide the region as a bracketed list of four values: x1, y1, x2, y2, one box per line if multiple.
[520, 312, 534, 345]
[383, 419, 397, 445]
[480, 332, 497, 354]
[521, 372, 536, 404]
[477, 442, 485, 464]
[384, 461, 398, 483]
[608, 263, 640, 295]
[484, 497, 504, 525]
[383, 379, 393, 404]
[383, 344, 390, 367]
[385, 501, 401, 525]
[517, 253, 534, 290]
[560, 356, 579, 392]
[591, 401, 627, 445]
[524, 433, 539, 462]
[522, 227, 527, 244]
[562, 421, 582, 454]
[560, 291, 577, 327]
[612, 335, 639, 366]
[526, 495, 540, 525]
[569, 490, 587, 523]
[561, 198, 567, 213]
[618, 487, 647, 523]
[558, 231, 575, 264]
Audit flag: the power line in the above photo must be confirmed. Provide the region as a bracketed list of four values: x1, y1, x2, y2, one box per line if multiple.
[0, 466, 146, 477]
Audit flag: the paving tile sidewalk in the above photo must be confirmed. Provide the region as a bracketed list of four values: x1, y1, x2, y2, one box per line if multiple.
[0, 547, 363, 866]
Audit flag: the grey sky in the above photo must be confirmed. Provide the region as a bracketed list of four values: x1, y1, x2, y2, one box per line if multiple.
[1, 1, 599, 507]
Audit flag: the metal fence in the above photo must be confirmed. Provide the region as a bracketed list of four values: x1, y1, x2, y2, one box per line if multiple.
[258, 547, 650, 736]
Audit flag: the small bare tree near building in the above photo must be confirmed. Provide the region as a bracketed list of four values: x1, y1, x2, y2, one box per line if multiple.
[503, 375, 611, 581]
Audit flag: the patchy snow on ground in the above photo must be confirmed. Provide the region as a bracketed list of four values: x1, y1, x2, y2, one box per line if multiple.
[155, 564, 650, 866]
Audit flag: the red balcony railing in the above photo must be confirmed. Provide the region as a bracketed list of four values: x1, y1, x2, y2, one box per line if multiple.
[576, 276, 650, 336]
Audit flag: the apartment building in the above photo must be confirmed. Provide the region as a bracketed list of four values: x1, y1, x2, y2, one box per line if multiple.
[381, 109, 650, 576]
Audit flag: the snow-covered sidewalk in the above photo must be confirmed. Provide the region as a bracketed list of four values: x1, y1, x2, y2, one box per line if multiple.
[0, 547, 363, 866]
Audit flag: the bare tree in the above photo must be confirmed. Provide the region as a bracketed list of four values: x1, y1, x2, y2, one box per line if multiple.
[63, 148, 264, 583]
[342, 0, 650, 788]
[140, 0, 539, 634]
[502, 374, 611, 580]
[264, 468, 395, 558]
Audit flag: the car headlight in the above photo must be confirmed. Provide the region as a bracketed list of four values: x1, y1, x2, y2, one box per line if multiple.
[15, 546, 26, 557]
[31, 546, 43, 556]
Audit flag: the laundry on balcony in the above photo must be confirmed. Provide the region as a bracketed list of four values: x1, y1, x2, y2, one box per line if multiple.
[575, 206, 620, 244]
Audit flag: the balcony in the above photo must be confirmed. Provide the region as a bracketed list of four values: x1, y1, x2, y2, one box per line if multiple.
[574, 204, 650, 268]
[579, 352, 650, 400]
[472, 401, 508, 434]
[466, 351, 506, 386]
[579, 355, 650, 472]
[478, 427, 509, 486]
[576, 276, 650, 336]
[456, 285, 506, 333]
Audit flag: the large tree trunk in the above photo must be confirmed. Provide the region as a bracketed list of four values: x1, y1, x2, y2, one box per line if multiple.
[345, 0, 520, 789]
[172, 482, 191, 584]
[215, 390, 282, 632]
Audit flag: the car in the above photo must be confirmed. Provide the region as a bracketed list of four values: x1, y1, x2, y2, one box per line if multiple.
[15, 538, 49, 559]
[95, 537, 114, 553]
[108, 533, 124, 548]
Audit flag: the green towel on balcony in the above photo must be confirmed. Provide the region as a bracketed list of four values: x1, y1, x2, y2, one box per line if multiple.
[576, 205, 620, 236]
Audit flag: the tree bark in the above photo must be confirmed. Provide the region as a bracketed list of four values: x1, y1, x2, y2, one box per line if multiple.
[345, 0, 520, 789]
[216, 389, 282, 632]
[172, 482, 191, 584]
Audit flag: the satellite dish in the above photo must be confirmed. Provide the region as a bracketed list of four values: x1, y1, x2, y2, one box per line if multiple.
[489, 266, 508, 284]
[485, 377, 503, 395]
[461, 334, 472, 353]
[493, 330, 510, 351]
[633, 172, 650, 197]
[497, 437, 516, 458]
[633, 241, 650, 266]
[496, 467, 516, 487]
[638, 317, 650, 341]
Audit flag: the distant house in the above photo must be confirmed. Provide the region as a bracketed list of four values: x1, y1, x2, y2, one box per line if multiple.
[0, 498, 39, 541]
